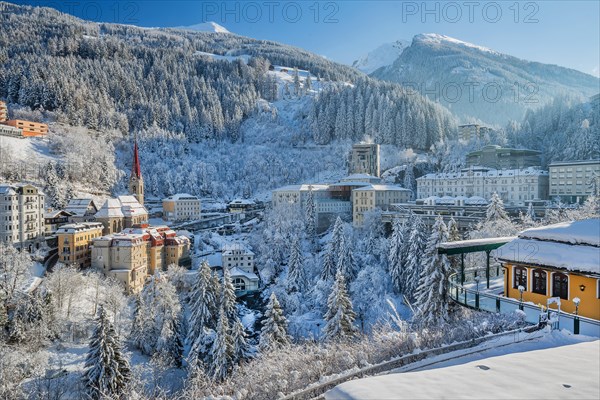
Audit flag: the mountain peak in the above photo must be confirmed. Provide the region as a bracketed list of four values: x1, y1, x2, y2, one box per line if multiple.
[352, 40, 410, 74]
[174, 21, 230, 33]
[413, 33, 497, 54]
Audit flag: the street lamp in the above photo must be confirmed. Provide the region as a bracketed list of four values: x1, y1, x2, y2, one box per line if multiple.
[518, 285, 525, 310]
[475, 276, 481, 292]
[573, 297, 581, 316]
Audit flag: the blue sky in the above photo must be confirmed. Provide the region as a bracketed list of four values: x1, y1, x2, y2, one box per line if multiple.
[15, 1, 600, 76]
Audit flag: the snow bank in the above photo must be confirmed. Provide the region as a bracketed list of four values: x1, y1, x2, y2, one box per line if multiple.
[327, 339, 600, 399]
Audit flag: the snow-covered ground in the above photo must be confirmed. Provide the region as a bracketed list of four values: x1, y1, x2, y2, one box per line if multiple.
[0, 134, 54, 162]
[327, 331, 599, 400]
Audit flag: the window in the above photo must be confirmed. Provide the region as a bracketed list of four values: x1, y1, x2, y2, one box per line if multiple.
[552, 273, 569, 300]
[532, 269, 547, 295]
[514, 266, 527, 289]
[233, 278, 246, 291]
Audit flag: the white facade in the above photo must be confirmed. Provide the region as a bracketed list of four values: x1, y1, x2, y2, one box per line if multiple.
[349, 143, 380, 177]
[271, 184, 330, 209]
[353, 184, 412, 226]
[162, 193, 201, 221]
[549, 160, 600, 203]
[416, 167, 549, 206]
[221, 244, 259, 293]
[0, 183, 45, 247]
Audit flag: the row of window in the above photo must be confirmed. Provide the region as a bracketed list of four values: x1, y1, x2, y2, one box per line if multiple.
[513, 266, 600, 300]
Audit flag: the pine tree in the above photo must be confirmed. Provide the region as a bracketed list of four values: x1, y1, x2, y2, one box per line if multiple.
[208, 306, 233, 381]
[259, 293, 290, 351]
[321, 217, 344, 281]
[388, 218, 404, 294]
[305, 185, 317, 240]
[287, 236, 306, 293]
[221, 267, 237, 321]
[486, 192, 509, 222]
[323, 270, 357, 341]
[230, 315, 250, 364]
[414, 216, 451, 327]
[404, 215, 426, 300]
[83, 307, 131, 399]
[336, 235, 357, 281]
[188, 261, 218, 368]
[447, 217, 461, 242]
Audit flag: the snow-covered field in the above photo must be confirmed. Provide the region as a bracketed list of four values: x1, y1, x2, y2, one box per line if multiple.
[327, 331, 599, 400]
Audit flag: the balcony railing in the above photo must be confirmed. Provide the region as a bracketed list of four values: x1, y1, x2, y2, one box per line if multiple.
[449, 271, 600, 337]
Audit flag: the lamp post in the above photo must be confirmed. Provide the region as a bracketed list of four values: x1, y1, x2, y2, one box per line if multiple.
[573, 297, 581, 335]
[475, 276, 481, 309]
[518, 285, 525, 310]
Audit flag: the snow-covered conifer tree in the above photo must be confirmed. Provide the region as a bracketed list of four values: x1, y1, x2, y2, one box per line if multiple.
[403, 215, 426, 300]
[258, 293, 290, 351]
[221, 267, 237, 321]
[447, 217, 461, 242]
[188, 261, 218, 368]
[336, 235, 357, 281]
[83, 307, 131, 399]
[286, 236, 306, 293]
[486, 192, 509, 222]
[414, 216, 451, 326]
[387, 218, 404, 293]
[305, 185, 316, 240]
[321, 217, 344, 281]
[230, 316, 250, 363]
[322, 270, 357, 341]
[208, 306, 233, 381]
[526, 202, 536, 221]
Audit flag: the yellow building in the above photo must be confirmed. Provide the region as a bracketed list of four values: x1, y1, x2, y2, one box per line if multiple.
[57, 222, 104, 268]
[91, 233, 148, 294]
[497, 219, 600, 320]
[352, 184, 412, 226]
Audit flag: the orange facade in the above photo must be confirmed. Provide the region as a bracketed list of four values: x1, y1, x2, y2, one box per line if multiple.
[4, 119, 48, 137]
[0, 101, 7, 122]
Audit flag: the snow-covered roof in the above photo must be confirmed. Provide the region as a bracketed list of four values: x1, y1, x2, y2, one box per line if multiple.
[117, 195, 148, 217]
[497, 219, 600, 274]
[549, 159, 600, 167]
[326, 339, 600, 400]
[418, 167, 548, 180]
[0, 185, 16, 195]
[273, 184, 330, 192]
[439, 236, 517, 250]
[56, 222, 103, 234]
[353, 184, 411, 192]
[222, 243, 254, 256]
[64, 198, 97, 215]
[95, 198, 125, 218]
[519, 219, 600, 247]
[341, 174, 381, 182]
[164, 193, 199, 201]
[229, 198, 255, 205]
[229, 266, 259, 282]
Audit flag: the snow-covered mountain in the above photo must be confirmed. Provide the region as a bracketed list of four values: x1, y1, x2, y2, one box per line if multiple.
[173, 21, 230, 33]
[369, 33, 600, 125]
[351, 40, 409, 74]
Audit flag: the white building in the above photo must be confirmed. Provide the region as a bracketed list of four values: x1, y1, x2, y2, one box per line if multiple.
[221, 243, 259, 294]
[162, 193, 201, 222]
[416, 167, 549, 206]
[549, 160, 600, 203]
[352, 184, 412, 226]
[271, 184, 330, 209]
[0, 183, 45, 248]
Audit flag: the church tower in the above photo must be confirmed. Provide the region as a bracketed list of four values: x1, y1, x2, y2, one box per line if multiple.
[128, 137, 144, 206]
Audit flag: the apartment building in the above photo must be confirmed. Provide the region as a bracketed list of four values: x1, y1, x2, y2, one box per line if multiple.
[64, 198, 99, 223]
[57, 222, 103, 268]
[349, 143, 380, 177]
[2, 120, 48, 137]
[416, 167, 549, 206]
[45, 209, 73, 235]
[458, 124, 493, 142]
[466, 145, 542, 170]
[91, 226, 190, 292]
[549, 160, 600, 203]
[91, 233, 148, 294]
[0, 124, 23, 138]
[0, 183, 45, 248]
[162, 193, 201, 222]
[221, 243, 259, 293]
[352, 184, 412, 226]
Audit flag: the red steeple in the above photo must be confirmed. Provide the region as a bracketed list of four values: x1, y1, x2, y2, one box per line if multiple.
[131, 140, 142, 179]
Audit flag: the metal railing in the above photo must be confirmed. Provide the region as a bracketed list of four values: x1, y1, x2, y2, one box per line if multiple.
[449, 272, 600, 337]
